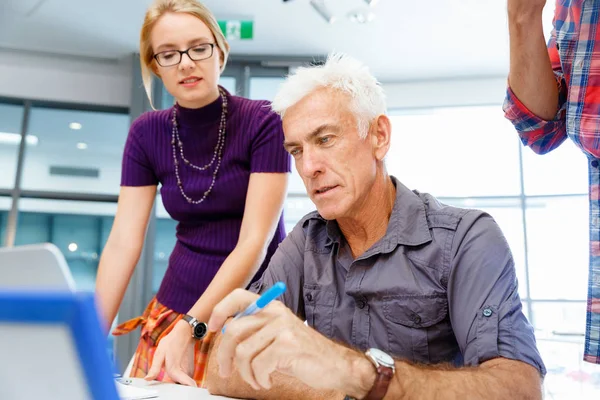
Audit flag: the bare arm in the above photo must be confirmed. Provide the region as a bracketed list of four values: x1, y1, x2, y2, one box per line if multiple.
[507, 0, 559, 120]
[95, 185, 156, 329]
[378, 357, 543, 400]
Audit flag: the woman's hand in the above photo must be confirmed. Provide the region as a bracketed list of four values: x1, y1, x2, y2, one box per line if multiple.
[145, 320, 197, 386]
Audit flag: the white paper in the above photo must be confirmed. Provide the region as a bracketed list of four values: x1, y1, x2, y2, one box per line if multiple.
[116, 381, 159, 400]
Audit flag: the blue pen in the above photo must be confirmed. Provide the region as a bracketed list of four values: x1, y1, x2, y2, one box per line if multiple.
[222, 282, 287, 333]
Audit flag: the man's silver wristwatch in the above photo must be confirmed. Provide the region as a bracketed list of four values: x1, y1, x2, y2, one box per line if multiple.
[181, 314, 208, 340]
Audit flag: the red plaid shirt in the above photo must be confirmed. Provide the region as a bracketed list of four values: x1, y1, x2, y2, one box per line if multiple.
[503, 0, 600, 364]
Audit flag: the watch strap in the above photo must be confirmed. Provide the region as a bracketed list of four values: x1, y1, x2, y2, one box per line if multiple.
[182, 314, 196, 325]
[363, 364, 394, 400]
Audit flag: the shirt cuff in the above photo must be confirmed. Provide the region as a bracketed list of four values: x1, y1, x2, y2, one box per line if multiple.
[503, 85, 565, 131]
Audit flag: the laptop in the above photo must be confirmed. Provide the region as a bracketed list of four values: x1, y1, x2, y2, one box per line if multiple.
[0, 243, 76, 291]
[0, 244, 157, 399]
[0, 291, 121, 399]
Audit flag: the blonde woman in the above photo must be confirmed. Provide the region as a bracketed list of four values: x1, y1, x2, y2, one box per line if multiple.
[95, 0, 290, 387]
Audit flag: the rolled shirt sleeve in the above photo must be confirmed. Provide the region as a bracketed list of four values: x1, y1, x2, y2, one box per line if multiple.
[447, 211, 546, 376]
[502, 22, 568, 155]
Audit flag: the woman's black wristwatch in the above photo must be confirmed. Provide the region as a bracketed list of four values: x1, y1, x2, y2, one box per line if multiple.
[181, 314, 208, 339]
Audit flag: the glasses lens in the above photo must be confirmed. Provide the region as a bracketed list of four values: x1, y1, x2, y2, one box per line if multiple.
[188, 45, 213, 61]
[156, 51, 180, 67]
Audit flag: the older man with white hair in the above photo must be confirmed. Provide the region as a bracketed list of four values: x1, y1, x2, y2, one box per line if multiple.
[202, 54, 545, 400]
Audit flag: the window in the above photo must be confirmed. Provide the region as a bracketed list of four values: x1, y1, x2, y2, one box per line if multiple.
[249, 77, 285, 101]
[220, 76, 236, 95]
[0, 196, 10, 245]
[283, 195, 316, 233]
[388, 107, 522, 197]
[522, 139, 588, 196]
[533, 301, 587, 336]
[0, 102, 24, 189]
[14, 198, 116, 292]
[526, 196, 589, 300]
[1, 100, 127, 364]
[20, 107, 129, 195]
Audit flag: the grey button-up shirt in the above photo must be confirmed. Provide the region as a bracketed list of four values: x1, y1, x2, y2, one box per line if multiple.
[251, 177, 546, 375]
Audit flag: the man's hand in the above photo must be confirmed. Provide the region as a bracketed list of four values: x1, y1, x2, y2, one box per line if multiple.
[208, 289, 375, 396]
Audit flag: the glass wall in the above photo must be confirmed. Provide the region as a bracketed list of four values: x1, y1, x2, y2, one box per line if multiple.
[14, 199, 117, 292]
[0, 102, 24, 189]
[0, 99, 129, 364]
[2, 102, 128, 288]
[0, 196, 10, 245]
[20, 107, 129, 195]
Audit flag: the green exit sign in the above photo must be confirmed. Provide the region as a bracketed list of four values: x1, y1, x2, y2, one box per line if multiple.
[218, 20, 253, 40]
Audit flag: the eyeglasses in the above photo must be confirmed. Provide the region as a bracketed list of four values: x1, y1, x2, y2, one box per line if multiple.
[153, 43, 215, 67]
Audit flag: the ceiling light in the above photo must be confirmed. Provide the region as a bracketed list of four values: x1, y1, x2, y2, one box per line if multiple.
[68, 242, 78, 252]
[0, 132, 39, 146]
[310, 0, 336, 24]
[364, 0, 380, 6]
[76, 142, 88, 150]
[348, 9, 376, 24]
[69, 122, 82, 130]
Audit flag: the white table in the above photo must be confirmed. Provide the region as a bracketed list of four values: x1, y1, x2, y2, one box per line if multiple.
[127, 378, 236, 399]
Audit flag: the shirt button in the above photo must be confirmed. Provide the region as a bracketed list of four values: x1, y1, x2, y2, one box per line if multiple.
[357, 297, 367, 309]
[306, 293, 313, 302]
[483, 308, 493, 317]
[411, 313, 422, 324]
[592, 160, 599, 168]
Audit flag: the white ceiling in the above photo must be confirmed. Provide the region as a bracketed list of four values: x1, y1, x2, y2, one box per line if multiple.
[0, 0, 555, 82]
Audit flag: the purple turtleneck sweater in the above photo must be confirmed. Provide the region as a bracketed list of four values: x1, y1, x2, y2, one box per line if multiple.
[121, 89, 291, 314]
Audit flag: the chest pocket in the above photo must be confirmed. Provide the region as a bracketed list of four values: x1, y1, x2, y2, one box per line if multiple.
[382, 294, 450, 363]
[303, 284, 336, 339]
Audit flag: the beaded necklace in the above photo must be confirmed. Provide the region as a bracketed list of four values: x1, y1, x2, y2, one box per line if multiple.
[171, 87, 228, 204]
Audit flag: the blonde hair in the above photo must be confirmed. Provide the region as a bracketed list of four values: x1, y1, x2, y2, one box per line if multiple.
[140, 0, 230, 106]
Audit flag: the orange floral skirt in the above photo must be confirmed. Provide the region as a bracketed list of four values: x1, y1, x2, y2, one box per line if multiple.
[112, 297, 213, 387]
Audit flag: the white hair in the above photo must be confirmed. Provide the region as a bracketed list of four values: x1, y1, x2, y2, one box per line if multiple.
[271, 53, 387, 139]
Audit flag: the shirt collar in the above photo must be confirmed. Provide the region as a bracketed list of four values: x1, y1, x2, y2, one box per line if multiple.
[324, 176, 432, 251]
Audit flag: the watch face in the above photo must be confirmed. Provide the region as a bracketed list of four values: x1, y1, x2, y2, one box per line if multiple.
[368, 348, 394, 367]
[193, 322, 208, 339]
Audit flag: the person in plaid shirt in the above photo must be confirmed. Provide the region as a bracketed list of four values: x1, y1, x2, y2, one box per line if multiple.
[503, 0, 600, 364]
